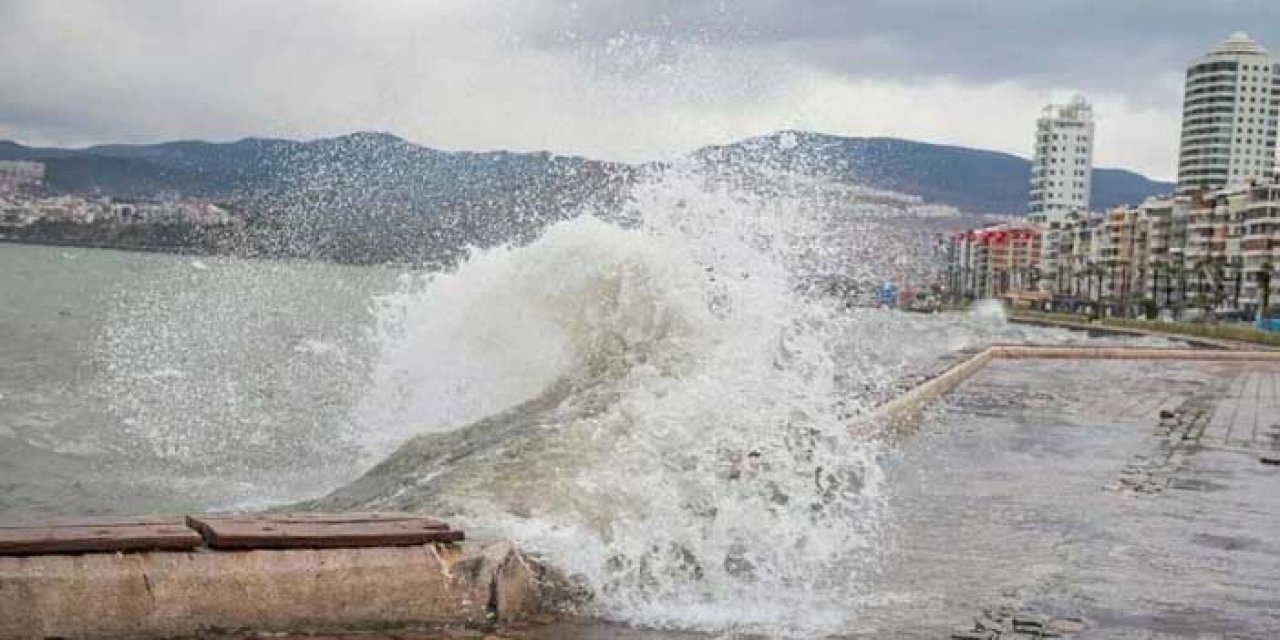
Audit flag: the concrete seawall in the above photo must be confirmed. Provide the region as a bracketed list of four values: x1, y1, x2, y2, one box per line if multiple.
[1006, 315, 1280, 351]
[873, 345, 1280, 428]
[0, 524, 570, 639]
[875, 347, 998, 427]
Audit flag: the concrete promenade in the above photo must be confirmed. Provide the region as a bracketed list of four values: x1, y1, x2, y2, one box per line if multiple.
[872, 344, 1280, 427]
[212, 354, 1280, 638]
[1006, 314, 1280, 351]
[4, 346, 1278, 639]
[922, 358, 1280, 638]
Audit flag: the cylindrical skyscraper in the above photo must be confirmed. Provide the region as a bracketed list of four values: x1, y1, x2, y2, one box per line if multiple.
[1176, 32, 1279, 194]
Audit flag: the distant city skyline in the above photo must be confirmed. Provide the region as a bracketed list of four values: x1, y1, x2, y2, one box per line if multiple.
[1, 1, 1278, 181]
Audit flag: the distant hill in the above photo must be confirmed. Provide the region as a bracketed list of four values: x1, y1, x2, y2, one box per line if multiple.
[4, 131, 1174, 215]
[1, 134, 634, 263]
[690, 131, 1174, 214]
[1, 131, 1174, 261]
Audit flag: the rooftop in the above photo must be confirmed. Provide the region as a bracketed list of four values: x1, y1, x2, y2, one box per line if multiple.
[1205, 31, 1269, 57]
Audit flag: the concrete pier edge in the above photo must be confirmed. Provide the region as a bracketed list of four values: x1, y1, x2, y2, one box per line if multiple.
[872, 344, 1280, 427]
[1006, 315, 1280, 351]
[0, 539, 574, 639]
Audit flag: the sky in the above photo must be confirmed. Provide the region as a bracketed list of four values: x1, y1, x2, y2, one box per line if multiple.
[1, 0, 1278, 181]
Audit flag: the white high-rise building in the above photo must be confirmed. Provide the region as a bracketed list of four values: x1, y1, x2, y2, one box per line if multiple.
[1028, 96, 1095, 224]
[1176, 32, 1279, 194]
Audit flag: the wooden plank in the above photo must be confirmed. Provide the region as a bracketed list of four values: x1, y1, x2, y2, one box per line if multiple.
[187, 514, 464, 550]
[198, 512, 448, 527]
[0, 519, 203, 556]
[0, 515, 186, 529]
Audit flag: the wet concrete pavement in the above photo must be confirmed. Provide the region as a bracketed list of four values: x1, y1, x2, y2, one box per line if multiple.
[216, 358, 1280, 639]
[865, 358, 1280, 639]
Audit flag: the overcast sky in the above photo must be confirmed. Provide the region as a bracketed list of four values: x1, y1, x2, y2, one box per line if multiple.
[2, 1, 1278, 180]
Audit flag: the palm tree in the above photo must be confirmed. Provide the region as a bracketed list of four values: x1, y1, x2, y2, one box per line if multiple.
[1260, 262, 1275, 321]
[1131, 265, 1145, 316]
[1151, 262, 1165, 310]
[1232, 258, 1244, 311]
[1215, 257, 1229, 313]
[1149, 262, 1162, 314]
[1192, 258, 1214, 314]
[1171, 262, 1188, 320]
[1107, 264, 1117, 310]
[1084, 262, 1104, 319]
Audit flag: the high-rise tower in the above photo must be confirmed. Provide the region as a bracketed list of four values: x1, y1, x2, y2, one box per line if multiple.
[1029, 96, 1095, 224]
[1176, 32, 1279, 194]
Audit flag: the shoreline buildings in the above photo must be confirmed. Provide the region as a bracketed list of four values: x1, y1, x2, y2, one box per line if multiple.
[1177, 32, 1279, 193]
[0, 161, 45, 193]
[947, 33, 1280, 318]
[1029, 96, 1095, 222]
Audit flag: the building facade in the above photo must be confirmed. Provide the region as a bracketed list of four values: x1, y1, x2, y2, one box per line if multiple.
[947, 181, 1279, 317]
[943, 32, 1280, 320]
[1029, 96, 1095, 224]
[1176, 32, 1280, 194]
[1241, 182, 1280, 310]
[0, 161, 44, 193]
[947, 225, 1042, 301]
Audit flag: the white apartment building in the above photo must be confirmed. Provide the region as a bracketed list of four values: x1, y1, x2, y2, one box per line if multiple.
[1176, 32, 1280, 194]
[1029, 95, 1095, 224]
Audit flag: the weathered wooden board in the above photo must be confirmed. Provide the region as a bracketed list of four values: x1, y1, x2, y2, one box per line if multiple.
[0, 515, 186, 529]
[186, 513, 463, 550]
[0, 518, 203, 555]
[203, 512, 449, 526]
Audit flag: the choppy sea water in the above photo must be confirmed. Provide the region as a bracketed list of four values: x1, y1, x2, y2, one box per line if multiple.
[0, 164, 1206, 637]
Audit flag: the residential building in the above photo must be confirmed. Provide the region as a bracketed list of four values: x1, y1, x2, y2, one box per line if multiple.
[1176, 32, 1280, 194]
[946, 225, 1041, 300]
[946, 182, 1280, 316]
[1029, 96, 1095, 223]
[1138, 196, 1192, 310]
[0, 161, 44, 192]
[1241, 181, 1280, 309]
[943, 31, 1280, 320]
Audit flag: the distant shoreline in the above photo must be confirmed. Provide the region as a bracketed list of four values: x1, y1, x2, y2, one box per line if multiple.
[0, 234, 213, 257]
[0, 234, 443, 271]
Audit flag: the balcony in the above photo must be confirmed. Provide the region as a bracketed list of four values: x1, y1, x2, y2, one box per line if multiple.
[1241, 237, 1280, 257]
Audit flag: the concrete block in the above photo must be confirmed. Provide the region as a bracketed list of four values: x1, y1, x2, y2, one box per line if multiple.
[0, 541, 557, 639]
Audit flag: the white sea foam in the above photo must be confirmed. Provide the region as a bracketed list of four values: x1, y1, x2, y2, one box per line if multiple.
[336, 163, 962, 636]
[971, 298, 1009, 323]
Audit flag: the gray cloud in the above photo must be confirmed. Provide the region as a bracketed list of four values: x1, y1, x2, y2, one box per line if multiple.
[537, 0, 1278, 93]
[1, 0, 1276, 179]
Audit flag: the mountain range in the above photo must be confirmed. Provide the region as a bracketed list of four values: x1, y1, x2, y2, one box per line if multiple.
[1, 131, 1174, 262]
[0, 131, 1174, 214]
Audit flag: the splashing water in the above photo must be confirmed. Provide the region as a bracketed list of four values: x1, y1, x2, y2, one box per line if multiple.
[971, 298, 1009, 323]
[312, 161, 967, 636]
[51, 150, 1098, 634]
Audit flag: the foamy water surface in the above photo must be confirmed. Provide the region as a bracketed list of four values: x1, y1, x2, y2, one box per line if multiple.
[0, 161, 1158, 637]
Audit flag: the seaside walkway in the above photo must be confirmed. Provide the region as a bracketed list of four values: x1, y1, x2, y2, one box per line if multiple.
[4, 345, 1278, 638]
